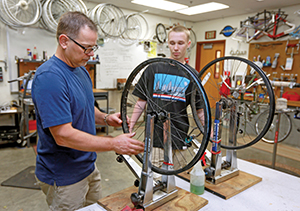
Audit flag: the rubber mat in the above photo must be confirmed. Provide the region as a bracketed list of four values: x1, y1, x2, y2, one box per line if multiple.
[1, 166, 40, 190]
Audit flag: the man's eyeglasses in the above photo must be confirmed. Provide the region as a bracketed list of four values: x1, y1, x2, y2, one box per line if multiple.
[66, 35, 98, 54]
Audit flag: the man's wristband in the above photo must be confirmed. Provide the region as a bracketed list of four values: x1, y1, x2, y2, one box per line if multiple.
[104, 114, 110, 126]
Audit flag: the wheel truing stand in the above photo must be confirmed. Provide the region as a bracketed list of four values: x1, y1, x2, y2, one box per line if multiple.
[205, 98, 239, 184]
[127, 113, 178, 210]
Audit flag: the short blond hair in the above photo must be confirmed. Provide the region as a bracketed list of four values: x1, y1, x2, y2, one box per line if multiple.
[168, 25, 190, 41]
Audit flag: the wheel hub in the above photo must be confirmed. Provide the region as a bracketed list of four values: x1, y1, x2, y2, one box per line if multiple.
[19, 0, 29, 10]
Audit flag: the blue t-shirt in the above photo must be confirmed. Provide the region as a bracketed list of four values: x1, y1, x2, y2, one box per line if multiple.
[32, 55, 96, 186]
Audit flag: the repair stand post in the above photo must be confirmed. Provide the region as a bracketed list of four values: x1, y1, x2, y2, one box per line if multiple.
[271, 111, 281, 169]
[205, 99, 239, 184]
[131, 114, 177, 210]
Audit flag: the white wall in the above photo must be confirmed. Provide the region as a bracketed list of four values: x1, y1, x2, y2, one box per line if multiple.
[1, 2, 300, 105]
[0, 2, 194, 105]
[193, 4, 300, 61]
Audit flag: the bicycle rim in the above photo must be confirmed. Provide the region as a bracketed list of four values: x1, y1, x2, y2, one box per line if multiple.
[188, 28, 197, 50]
[199, 56, 275, 150]
[256, 111, 292, 143]
[97, 3, 126, 37]
[120, 58, 211, 175]
[41, 0, 87, 33]
[2, 0, 41, 26]
[88, 4, 106, 38]
[119, 13, 149, 46]
[155, 23, 167, 43]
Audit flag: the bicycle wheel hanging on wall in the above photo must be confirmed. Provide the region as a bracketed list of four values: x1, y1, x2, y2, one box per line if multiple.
[120, 58, 211, 175]
[188, 28, 197, 50]
[199, 56, 275, 150]
[95, 3, 127, 38]
[155, 23, 167, 43]
[0, 0, 41, 27]
[88, 3, 107, 39]
[41, 0, 87, 34]
[119, 12, 149, 46]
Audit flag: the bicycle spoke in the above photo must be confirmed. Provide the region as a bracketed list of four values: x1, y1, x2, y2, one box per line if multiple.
[199, 56, 275, 150]
[121, 58, 211, 175]
[256, 111, 292, 143]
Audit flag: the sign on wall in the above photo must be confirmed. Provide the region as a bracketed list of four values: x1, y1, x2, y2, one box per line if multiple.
[205, 30, 216, 39]
[220, 25, 236, 37]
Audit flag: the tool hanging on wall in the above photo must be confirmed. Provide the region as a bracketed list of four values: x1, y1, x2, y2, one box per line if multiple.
[281, 40, 300, 71]
[271, 53, 279, 68]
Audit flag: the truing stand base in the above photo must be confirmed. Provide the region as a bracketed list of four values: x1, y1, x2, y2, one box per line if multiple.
[98, 186, 208, 211]
[143, 188, 178, 211]
[178, 170, 262, 200]
[206, 168, 239, 185]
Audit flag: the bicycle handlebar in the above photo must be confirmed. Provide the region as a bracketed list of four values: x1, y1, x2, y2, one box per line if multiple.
[7, 78, 23, 83]
[7, 70, 35, 83]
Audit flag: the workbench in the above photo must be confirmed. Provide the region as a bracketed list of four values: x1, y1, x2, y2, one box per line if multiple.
[0, 107, 23, 144]
[93, 89, 109, 135]
[77, 158, 300, 211]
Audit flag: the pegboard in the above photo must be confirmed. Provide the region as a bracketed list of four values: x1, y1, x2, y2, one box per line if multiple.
[248, 40, 300, 106]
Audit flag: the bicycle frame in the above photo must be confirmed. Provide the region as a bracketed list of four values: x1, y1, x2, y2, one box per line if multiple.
[232, 10, 295, 42]
[262, 11, 295, 39]
[289, 25, 300, 39]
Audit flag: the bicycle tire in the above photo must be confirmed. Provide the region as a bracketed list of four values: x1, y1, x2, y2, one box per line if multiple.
[155, 23, 167, 43]
[256, 110, 292, 143]
[120, 58, 211, 175]
[199, 56, 275, 150]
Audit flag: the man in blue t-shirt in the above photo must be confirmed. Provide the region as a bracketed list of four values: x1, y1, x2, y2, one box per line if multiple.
[32, 11, 144, 210]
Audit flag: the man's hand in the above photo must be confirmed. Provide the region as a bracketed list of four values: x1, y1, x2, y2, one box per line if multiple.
[105, 112, 122, 127]
[111, 133, 144, 155]
[106, 112, 131, 128]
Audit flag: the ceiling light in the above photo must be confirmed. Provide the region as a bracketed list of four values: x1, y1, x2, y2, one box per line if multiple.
[176, 2, 229, 15]
[131, 0, 188, 11]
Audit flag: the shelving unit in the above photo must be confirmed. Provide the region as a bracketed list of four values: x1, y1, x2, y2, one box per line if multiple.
[15, 58, 108, 146]
[17, 58, 100, 88]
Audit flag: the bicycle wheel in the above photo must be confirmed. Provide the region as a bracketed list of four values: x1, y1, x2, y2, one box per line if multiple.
[188, 28, 197, 50]
[155, 23, 167, 43]
[199, 56, 275, 150]
[256, 110, 292, 143]
[119, 12, 149, 46]
[88, 3, 106, 38]
[41, 0, 69, 33]
[120, 58, 211, 175]
[96, 3, 126, 37]
[41, 0, 86, 34]
[1, 0, 41, 27]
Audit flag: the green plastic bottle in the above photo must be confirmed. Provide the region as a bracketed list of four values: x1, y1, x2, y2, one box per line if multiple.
[190, 161, 205, 195]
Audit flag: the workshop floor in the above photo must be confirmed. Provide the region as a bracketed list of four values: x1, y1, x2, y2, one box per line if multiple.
[0, 132, 137, 211]
[0, 89, 300, 211]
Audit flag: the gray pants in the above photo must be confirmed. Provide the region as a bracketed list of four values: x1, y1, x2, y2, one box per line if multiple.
[36, 166, 102, 211]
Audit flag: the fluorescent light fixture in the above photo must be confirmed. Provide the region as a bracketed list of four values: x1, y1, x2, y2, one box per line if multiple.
[176, 2, 229, 15]
[131, 0, 188, 11]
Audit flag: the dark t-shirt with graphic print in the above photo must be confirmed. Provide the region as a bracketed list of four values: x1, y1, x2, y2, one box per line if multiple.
[132, 61, 204, 149]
